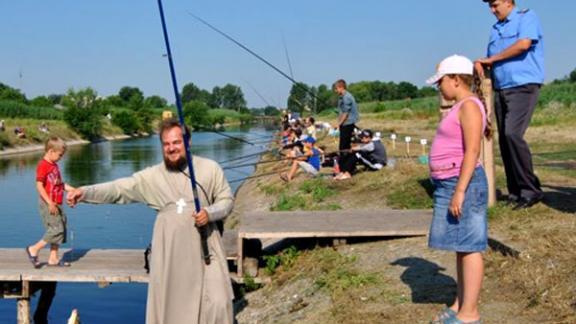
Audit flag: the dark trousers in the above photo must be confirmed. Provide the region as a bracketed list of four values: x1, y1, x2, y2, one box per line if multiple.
[340, 152, 382, 174]
[494, 84, 542, 200]
[339, 124, 355, 151]
[340, 152, 358, 174]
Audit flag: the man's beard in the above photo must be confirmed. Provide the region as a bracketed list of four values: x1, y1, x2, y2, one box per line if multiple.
[164, 155, 187, 172]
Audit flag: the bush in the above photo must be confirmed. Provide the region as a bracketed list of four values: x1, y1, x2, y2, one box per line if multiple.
[0, 132, 9, 150]
[63, 106, 103, 140]
[184, 101, 211, 128]
[238, 113, 253, 125]
[112, 110, 140, 134]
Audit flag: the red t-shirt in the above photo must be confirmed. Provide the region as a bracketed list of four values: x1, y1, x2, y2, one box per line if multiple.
[36, 159, 64, 205]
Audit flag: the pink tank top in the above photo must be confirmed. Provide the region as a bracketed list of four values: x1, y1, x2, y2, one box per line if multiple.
[429, 97, 486, 180]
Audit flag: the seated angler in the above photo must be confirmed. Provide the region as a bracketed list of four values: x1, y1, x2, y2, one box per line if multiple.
[335, 129, 387, 180]
[281, 136, 322, 182]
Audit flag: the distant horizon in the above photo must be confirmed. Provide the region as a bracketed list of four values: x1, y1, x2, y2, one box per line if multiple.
[1, 1, 574, 107]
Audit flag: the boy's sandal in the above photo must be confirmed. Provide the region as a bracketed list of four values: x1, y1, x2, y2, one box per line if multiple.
[280, 173, 289, 182]
[25, 246, 41, 269]
[47, 260, 71, 267]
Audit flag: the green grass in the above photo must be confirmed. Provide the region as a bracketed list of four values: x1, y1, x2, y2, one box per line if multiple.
[263, 246, 301, 276]
[272, 193, 307, 211]
[531, 100, 576, 127]
[270, 247, 380, 295]
[269, 178, 340, 211]
[299, 178, 336, 202]
[0, 100, 63, 120]
[386, 175, 434, 209]
[537, 82, 576, 107]
[360, 96, 438, 114]
[0, 118, 81, 147]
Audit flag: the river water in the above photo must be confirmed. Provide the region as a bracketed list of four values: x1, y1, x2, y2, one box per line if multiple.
[0, 126, 274, 323]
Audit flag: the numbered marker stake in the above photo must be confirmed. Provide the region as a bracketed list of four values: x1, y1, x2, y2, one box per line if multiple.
[420, 138, 428, 155]
[405, 136, 412, 156]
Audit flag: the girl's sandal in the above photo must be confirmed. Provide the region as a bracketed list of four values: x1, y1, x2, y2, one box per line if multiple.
[442, 314, 482, 324]
[430, 308, 456, 324]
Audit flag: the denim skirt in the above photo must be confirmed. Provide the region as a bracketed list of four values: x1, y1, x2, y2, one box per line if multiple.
[428, 167, 488, 252]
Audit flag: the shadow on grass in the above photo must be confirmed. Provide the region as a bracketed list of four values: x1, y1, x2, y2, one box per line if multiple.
[418, 178, 435, 199]
[542, 184, 576, 214]
[390, 257, 456, 305]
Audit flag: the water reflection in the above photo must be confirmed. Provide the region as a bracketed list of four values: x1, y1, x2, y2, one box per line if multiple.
[65, 142, 113, 186]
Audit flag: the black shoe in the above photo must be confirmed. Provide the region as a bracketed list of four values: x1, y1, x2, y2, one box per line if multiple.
[512, 195, 543, 210]
[505, 195, 519, 206]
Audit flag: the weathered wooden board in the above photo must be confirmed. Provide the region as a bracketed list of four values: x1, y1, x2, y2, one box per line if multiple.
[0, 249, 148, 283]
[238, 209, 432, 239]
[0, 232, 240, 284]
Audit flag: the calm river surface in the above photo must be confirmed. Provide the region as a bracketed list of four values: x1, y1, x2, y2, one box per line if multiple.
[0, 126, 274, 323]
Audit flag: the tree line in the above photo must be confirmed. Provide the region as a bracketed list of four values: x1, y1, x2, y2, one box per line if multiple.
[285, 80, 437, 114]
[0, 81, 257, 140]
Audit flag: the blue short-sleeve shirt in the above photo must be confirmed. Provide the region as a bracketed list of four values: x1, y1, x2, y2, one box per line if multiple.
[487, 9, 544, 90]
[338, 91, 359, 126]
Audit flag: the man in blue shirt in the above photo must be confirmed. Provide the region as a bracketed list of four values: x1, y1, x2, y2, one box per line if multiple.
[333, 79, 359, 152]
[475, 0, 544, 209]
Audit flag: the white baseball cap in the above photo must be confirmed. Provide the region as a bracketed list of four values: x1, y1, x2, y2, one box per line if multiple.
[426, 55, 474, 85]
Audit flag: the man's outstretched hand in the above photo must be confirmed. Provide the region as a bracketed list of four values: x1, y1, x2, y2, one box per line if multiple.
[67, 188, 85, 208]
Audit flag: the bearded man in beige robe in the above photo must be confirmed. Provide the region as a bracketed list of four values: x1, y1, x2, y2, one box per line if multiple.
[68, 119, 234, 324]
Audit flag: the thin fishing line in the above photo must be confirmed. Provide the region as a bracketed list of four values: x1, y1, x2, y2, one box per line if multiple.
[218, 149, 276, 164]
[187, 12, 321, 106]
[282, 33, 295, 80]
[222, 156, 294, 170]
[228, 170, 280, 184]
[193, 125, 264, 146]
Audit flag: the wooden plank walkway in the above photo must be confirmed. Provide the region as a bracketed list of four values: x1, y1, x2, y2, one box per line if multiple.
[236, 209, 432, 276]
[0, 231, 241, 324]
[0, 248, 148, 284]
[0, 230, 240, 285]
[239, 209, 432, 239]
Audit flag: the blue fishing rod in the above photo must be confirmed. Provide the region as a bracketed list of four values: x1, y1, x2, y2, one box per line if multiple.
[156, 0, 211, 265]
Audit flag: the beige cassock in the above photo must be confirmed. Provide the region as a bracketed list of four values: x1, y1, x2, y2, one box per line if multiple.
[81, 156, 234, 324]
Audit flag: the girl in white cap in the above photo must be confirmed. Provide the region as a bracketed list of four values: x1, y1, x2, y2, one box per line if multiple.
[427, 55, 492, 324]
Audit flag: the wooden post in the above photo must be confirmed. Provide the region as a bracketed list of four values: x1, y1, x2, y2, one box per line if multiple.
[17, 281, 30, 324]
[236, 236, 244, 278]
[480, 77, 497, 206]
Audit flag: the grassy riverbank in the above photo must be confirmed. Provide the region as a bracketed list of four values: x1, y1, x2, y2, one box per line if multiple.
[232, 88, 576, 323]
[0, 118, 128, 154]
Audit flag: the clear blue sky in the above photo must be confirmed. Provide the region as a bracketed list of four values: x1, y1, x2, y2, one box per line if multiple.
[1, 1, 574, 108]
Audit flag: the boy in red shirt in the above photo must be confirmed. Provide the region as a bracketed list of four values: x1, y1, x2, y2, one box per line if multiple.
[26, 136, 75, 268]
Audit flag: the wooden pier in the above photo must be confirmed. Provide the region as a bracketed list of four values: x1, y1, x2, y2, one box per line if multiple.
[1, 208, 431, 323]
[236, 209, 431, 276]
